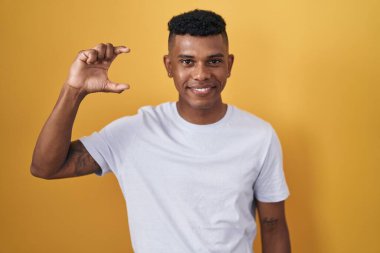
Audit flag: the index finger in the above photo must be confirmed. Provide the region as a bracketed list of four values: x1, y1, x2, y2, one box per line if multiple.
[114, 46, 130, 55]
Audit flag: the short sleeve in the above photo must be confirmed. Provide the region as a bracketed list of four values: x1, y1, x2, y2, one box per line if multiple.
[79, 130, 113, 176]
[79, 116, 135, 176]
[254, 126, 290, 202]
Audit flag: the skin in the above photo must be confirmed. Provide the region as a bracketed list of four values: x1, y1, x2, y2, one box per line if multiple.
[30, 43, 130, 179]
[164, 34, 234, 124]
[257, 201, 291, 253]
[31, 36, 290, 252]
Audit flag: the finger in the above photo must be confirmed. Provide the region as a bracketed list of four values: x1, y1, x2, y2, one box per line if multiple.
[93, 43, 106, 61]
[105, 43, 114, 61]
[104, 81, 130, 93]
[78, 49, 98, 64]
[77, 50, 88, 62]
[114, 46, 130, 55]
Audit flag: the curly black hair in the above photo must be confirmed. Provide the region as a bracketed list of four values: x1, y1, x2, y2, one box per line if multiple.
[168, 9, 228, 46]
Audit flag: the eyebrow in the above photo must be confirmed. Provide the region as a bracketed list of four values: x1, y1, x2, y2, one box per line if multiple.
[208, 53, 224, 58]
[177, 53, 225, 58]
[177, 55, 194, 58]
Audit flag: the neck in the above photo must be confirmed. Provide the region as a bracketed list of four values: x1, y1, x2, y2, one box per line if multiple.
[176, 101, 228, 125]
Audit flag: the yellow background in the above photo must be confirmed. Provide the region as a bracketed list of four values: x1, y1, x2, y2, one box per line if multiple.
[1, 0, 379, 252]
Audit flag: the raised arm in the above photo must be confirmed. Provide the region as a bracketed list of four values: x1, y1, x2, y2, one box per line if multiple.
[30, 43, 130, 179]
[256, 200, 291, 253]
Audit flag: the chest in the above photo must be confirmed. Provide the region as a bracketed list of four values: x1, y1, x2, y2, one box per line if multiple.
[118, 126, 265, 209]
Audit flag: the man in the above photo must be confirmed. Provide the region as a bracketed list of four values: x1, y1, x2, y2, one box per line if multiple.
[31, 9, 291, 253]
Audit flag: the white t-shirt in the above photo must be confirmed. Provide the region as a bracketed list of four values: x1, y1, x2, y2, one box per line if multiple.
[80, 102, 289, 253]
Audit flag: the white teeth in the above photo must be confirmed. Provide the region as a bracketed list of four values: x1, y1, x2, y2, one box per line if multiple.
[194, 88, 209, 91]
[190, 87, 213, 95]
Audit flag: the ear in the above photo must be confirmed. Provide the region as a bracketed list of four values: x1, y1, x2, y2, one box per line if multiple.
[227, 54, 234, 78]
[163, 55, 172, 78]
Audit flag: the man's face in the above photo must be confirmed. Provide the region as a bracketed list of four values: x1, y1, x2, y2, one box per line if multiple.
[164, 34, 234, 112]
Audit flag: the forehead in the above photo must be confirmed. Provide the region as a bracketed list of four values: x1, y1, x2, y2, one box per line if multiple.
[170, 34, 228, 56]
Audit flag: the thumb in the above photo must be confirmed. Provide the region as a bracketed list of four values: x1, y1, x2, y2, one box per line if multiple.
[104, 81, 130, 93]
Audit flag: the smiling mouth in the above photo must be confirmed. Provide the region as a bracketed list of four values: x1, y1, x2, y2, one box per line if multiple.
[188, 86, 215, 95]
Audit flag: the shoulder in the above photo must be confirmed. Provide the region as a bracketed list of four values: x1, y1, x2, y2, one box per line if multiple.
[136, 102, 175, 124]
[228, 105, 274, 137]
[137, 102, 173, 116]
[102, 102, 171, 129]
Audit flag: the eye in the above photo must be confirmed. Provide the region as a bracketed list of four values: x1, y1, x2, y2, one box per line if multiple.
[180, 59, 194, 66]
[208, 59, 223, 65]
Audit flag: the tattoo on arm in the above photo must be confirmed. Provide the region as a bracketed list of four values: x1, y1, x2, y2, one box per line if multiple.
[66, 140, 101, 176]
[262, 217, 280, 229]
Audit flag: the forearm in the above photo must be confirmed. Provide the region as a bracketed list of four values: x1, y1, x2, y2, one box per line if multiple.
[261, 221, 291, 253]
[31, 84, 85, 177]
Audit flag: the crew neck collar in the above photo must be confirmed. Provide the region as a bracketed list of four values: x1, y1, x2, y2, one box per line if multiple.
[170, 102, 233, 131]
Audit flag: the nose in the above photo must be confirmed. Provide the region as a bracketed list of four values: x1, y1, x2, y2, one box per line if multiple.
[192, 63, 211, 81]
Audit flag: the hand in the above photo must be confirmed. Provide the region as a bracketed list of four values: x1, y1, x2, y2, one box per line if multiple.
[65, 43, 130, 95]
